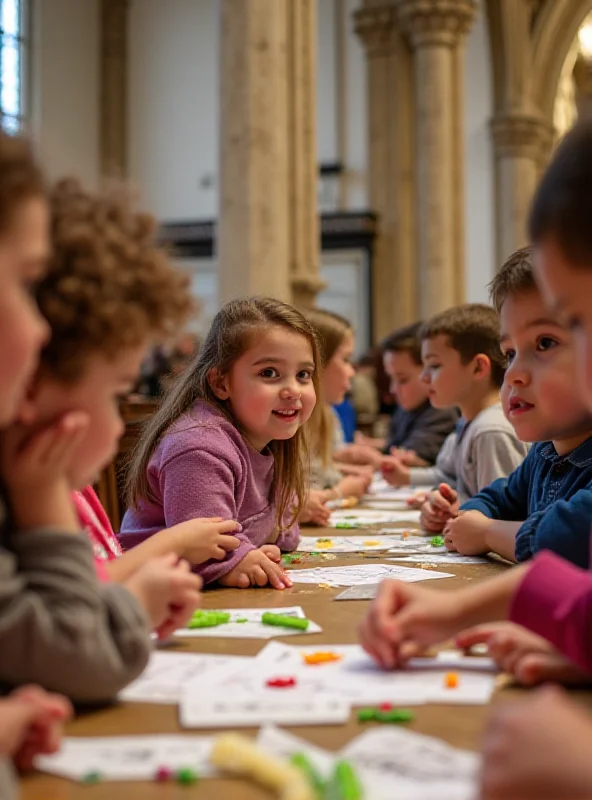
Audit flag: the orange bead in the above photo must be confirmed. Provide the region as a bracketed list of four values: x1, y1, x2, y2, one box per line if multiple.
[444, 672, 459, 689]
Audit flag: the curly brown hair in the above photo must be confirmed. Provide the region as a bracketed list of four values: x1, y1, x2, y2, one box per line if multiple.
[37, 179, 194, 381]
[0, 132, 46, 231]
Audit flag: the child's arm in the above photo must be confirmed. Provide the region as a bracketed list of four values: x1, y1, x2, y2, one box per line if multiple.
[472, 431, 528, 491]
[445, 512, 521, 560]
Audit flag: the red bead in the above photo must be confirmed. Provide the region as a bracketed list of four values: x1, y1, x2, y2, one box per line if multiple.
[155, 766, 173, 782]
[266, 676, 297, 688]
[379, 702, 393, 711]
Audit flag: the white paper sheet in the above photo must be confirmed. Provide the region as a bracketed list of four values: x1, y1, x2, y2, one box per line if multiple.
[389, 554, 488, 565]
[381, 532, 447, 553]
[330, 509, 421, 527]
[173, 606, 322, 639]
[288, 563, 454, 587]
[297, 535, 408, 553]
[118, 652, 250, 705]
[35, 735, 217, 781]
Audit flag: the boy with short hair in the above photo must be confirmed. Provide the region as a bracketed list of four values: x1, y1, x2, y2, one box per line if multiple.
[441, 246, 592, 567]
[336, 322, 458, 469]
[388, 305, 527, 507]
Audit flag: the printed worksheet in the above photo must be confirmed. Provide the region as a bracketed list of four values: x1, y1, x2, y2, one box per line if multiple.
[174, 606, 322, 639]
[334, 584, 380, 600]
[119, 651, 251, 705]
[297, 535, 407, 553]
[35, 735, 217, 782]
[389, 554, 489, 565]
[382, 532, 447, 553]
[329, 509, 421, 527]
[287, 563, 454, 587]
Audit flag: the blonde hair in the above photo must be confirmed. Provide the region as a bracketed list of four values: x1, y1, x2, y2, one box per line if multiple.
[303, 308, 352, 467]
[126, 296, 323, 528]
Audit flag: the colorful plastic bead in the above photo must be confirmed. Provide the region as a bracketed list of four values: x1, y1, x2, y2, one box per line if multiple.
[266, 676, 297, 688]
[176, 767, 198, 785]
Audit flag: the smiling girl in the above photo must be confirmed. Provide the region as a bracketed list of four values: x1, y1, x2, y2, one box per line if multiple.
[121, 297, 320, 589]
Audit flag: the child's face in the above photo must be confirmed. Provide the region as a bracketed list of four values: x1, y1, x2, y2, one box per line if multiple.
[383, 350, 430, 411]
[323, 329, 355, 405]
[25, 345, 146, 488]
[214, 326, 317, 452]
[499, 289, 592, 447]
[0, 198, 50, 426]
[421, 334, 484, 409]
[534, 237, 592, 411]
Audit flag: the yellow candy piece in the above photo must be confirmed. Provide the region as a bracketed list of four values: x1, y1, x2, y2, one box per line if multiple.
[316, 540, 333, 549]
[302, 651, 343, 665]
[363, 540, 381, 547]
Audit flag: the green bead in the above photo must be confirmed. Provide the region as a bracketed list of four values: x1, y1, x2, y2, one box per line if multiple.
[357, 707, 376, 722]
[176, 767, 198, 785]
[430, 535, 445, 547]
[82, 771, 101, 784]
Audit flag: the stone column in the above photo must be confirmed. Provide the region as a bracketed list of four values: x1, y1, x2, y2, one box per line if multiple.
[100, 0, 128, 179]
[395, 0, 476, 318]
[218, 0, 290, 303]
[287, 0, 325, 309]
[355, 3, 417, 340]
[491, 113, 554, 264]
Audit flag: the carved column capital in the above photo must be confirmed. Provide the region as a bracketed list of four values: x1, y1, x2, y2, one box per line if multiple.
[290, 275, 327, 310]
[354, 5, 398, 58]
[491, 112, 554, 164]
[394, 0, 477, 48]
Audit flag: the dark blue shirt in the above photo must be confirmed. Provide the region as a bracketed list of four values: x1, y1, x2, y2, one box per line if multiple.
[462, 437, 592, 568]
[385, 401, 459, 464]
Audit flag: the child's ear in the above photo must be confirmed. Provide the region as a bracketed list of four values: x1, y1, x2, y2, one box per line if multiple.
[473, 354, 491, 379]
[207, 368, 230, 400]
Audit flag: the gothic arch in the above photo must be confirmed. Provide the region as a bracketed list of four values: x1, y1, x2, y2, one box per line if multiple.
[532, 0, 592, 124]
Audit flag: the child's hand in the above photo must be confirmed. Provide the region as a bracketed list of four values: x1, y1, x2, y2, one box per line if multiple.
[389, 448, 424, 467]
[419, 483, 459, 532]
[358, 580, 463, 669]
[125, 553, 202, 640]
[480, 686, 592, 799]
[0, 686, 72, 770]
[299, 490, 330, 526]
[457, 623, 591, 687]
[218, 549, 292, 590]
[338, 474, 371, 499]
[380, 455, 411, 486]
[169, 517, 241, 564]
[443, 510, 490, 555]
[1, 412, 89, 532]
[407, 490, 427, 509]
[259, 544, 282, 563]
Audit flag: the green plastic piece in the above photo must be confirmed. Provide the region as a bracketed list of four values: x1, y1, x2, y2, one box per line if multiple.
[357, 707, 376, 722]
[235, 618, 248, 623]
[335, 522, 357, 529]
[376, 708, 415, 723]
[188, 610, 231, 629]
[82, 771, 101, 784]
[316, 538, 332, 543]
[176, 767, 199, 785]
[325, 760, 363, 800]
[310, 551, 321, 556]
[291, 752, 325, 797]
[430, 535, 445, 547]
[261, 612, 309, 630]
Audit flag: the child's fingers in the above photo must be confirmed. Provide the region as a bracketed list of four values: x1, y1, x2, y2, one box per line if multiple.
[250, 565, 270, 587]
[262, 560, 288, 590]
[218, 534, 241, 552]
[214, 520, 242, 535]
[455, 624, 502, 650]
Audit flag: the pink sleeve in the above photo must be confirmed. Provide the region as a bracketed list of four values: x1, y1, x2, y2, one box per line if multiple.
[94, 559, 111, 582]
[276, 518, 300, 553]
[510, 550, 592, 674]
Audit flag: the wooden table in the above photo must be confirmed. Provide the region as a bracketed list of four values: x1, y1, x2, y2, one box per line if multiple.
[22, 527, 515, 799]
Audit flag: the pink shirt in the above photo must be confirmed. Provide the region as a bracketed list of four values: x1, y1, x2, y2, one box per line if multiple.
[510, 550, 592, 674]
[73, 486, 122, 581]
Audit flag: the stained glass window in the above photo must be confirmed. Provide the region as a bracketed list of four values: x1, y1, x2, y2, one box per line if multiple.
[0, 0, 27, 133]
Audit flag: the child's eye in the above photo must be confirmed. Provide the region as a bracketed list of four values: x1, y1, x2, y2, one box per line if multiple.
[259, 368, 279, 379]
[503, 349, 515, 364]
[536, 336, 558, 353]
[297, 370, 312, 382]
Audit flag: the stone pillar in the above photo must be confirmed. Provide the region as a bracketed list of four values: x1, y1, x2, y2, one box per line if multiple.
[355, 3, 417, 340]
[100, 0, 128, 179]
[287, 0, 325, 309]
[491, 113, 554, 264]
[395, 0, 476, 318]
[218, 0, 290, 303]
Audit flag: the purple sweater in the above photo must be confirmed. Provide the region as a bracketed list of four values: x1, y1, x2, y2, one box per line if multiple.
[119, 400, 299, 584]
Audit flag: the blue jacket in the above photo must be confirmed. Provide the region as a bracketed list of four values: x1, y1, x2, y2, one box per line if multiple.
[461, 438, 592, 568]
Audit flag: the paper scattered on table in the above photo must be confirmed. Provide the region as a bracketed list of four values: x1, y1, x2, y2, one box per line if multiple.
[297, 535, 407, 553]
[389, 554, 489, 565]
[174, 606, 322, 639]
[329, 508, 421, 527]
[381, 532, 447, 553]
[119, 651, 250, 705]
[35, 735, 217, 782]
[334, 584, 380, 600]
[288, 563, 454, 587]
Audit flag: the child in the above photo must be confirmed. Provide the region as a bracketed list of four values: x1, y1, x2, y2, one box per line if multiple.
[360, 122, 592, 799]
[383, 305, 527, 508]
[438, 247, 592, 567]
[26, 178, 241, 583]
[338, 323, 458, 469]
[121, 296, 320, 589]
[302, 309, 372, 525]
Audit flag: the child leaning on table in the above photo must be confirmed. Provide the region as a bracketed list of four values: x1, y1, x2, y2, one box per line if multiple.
[360, 121, 592, 800]
[25, 178, 241, 584]
[121, 296, 321, 590]
[0, 169, 201, 707]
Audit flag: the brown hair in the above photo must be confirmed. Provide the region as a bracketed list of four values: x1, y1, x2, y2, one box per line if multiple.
[488, 245, 536, 315]
[529, 121, 592, 268]
[0, 132, 46, 232]
[381, 321, 423, 365]
[126, 296, 323, 529]
[36, 178, 193, 381]
[303, 308, 352, 466]
[420, 303, 506, 388]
